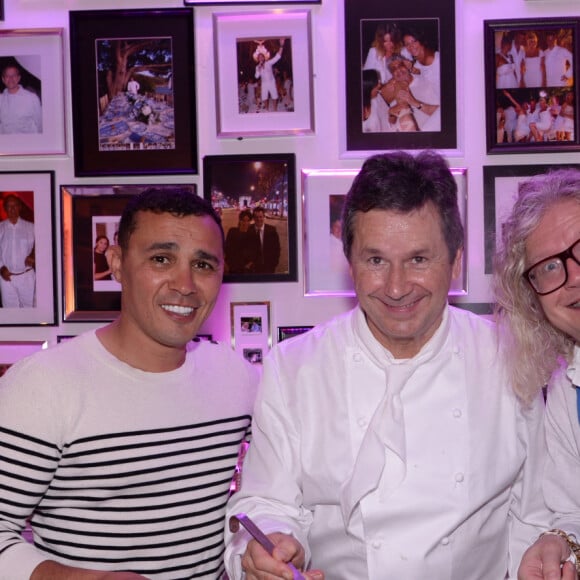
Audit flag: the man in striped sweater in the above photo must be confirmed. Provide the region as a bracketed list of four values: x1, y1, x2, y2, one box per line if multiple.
[0, 188, 258, 579]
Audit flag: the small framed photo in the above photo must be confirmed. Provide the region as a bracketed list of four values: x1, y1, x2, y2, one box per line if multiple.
[484, 18, 580, 153]
[204, 153, 297, 283]
[230, 301, 271, 363]
[0, 341, 47, 376]
[69, 9, 197, 176]
[277, 325, 313, 343]
[61, 183, 196, 322]
[0, 172, 56, 326]
[343, 0, 457, 155]
[213, 10, 314, 137]
[301, 167, 468, 297]
[0, 28, 65, 155]
[483, 164, 580, 274]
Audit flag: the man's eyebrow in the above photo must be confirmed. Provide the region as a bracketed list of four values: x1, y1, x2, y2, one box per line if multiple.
[195, 250, 221, 264]
[144, 243, 221, 263]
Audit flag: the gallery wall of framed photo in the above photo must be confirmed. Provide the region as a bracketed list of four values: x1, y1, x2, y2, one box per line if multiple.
[0, 0, 577, 355]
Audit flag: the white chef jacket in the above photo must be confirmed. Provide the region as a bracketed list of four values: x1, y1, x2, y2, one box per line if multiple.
[225, 305, 548, 579]
[544, 344, 580, 540]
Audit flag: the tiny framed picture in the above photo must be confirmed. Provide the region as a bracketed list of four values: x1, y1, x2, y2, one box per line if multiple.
[484, 18, 580, 153]
[343, 0, 458, 155]
[301, 167, 468, 296]
[69, 8, 198, 176]
[0, 28, 65, 155]
[230, 301, 271, 363]
[203, 153, 297, 283]
[61, 183, 196, 322]
[0, 341, 47, 376]
[0, 172, 56, 326]
[483, 164, 580, 274]
[213, 9, 314, 137]
[277, 325, 313, 343]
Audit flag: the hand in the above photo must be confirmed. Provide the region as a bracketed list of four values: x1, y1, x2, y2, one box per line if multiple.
[25, 254, 35, 268]
[518, 534, 578, 579]
[241, 532, 324, 580]
[0, 265, 10, 281]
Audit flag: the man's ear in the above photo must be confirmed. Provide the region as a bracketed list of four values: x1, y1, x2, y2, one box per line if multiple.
[109, 245, 123, 283]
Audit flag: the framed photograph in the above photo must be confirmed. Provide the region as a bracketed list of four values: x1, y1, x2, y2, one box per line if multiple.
[0, 341, 47, 376]
[230, 301, 271, 363]
[69, 9, 197, 177]
[302, 167, 468, 296]
[343, 0, 457, 154]
[187, 1, 320, 4]
[204, 153, 297, 283]
[0, 29, 65, 155]
[213, 10, 314, 137]
[56, 335, 75, 343]
[61, 183, 196, 322]
[484, 18, 580, 153]
[483, 164, 580, 274]
[277, 325, 313, 343]
[0, 172, 56, 326]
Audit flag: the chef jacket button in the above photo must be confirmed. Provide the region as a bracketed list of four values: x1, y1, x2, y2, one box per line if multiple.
[353, 352, 362, 362]
[452, 408, 462, 418]
[441, 537, 450, 546]
[455, 472, 465, 483]
[371, 540, 382, 549]
[357, 417, 367, 428]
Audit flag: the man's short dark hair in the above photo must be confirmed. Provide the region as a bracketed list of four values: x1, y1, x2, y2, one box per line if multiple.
[252, 206, 266, 217]
[2, 194, 22, 211]
[118, 187, 224, 250]
[341, 150, 464, 262]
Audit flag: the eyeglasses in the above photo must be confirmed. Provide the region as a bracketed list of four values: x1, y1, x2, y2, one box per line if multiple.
[523, 237, 580, 295]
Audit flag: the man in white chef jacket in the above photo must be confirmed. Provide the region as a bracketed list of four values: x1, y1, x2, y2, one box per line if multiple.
[224, 150, 549, 580]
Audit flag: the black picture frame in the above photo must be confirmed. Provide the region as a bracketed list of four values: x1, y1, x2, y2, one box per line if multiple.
[69, 9, 198, 177]
[343, 0, 457, 154]
[0, 171, 56, 326]
[203, 153, 298, 284]
[0, 2, 5, 22]
[61, 183, 197, 322]
[484, 18, 580, 154]
[483, 164, 580, 274]
[277, 325, 313, 342]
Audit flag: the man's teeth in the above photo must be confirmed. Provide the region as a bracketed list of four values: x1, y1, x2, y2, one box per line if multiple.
[162, 305, 194, 315]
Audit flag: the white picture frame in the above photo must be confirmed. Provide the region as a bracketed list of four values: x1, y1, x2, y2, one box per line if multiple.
[301, 167, 468, 297]
[0, 340, 47, 376]
[230, 301, 271, 364]
[213, 10, 314, 137]
[0, 29, 66, 155]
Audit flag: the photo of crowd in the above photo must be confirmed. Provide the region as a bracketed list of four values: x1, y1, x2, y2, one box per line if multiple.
[494, 27, 575, 144]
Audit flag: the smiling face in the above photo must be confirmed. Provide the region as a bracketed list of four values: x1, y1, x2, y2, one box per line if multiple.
[2, 66, 21, 93]
[525, 198, 580, 342]
[383, 33, 396, 57]
[109, 210, 224, 368]
[349, 204, 462, 358]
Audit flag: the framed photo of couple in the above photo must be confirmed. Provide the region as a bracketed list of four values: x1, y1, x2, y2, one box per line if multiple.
[484, 18, 580, 153]
[343, 0, 457, 156]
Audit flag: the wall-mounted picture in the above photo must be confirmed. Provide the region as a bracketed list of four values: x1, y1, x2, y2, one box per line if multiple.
[0, 341, 46, 376]
[0, 172, 56, 326]
[483, 164, 580, 274]
[69, 9, 197, 176]
[484, 18, 580, 153]
[61, 183, 196, 322]
[203, 153, 297, 283]
[213, 10, 314, 137]
[343, 0, 457, 155]
[230, 301, 271, 363]
[302, 167, 468, 296]
[277, 325, 313, 342]
[0, 29, 65, 155]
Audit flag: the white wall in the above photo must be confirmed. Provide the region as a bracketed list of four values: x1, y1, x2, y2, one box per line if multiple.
[0, 0, 577, 347]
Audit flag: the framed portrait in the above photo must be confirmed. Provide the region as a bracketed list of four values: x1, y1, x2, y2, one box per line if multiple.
[0, 172, 56, 326]
[483, 164, 580, 274]
[69, 9, 197, 177]
[0, 29, 65, 155]
[186, 0, 320, 4]
[213, 10, 314, 137]
[301, 167, 468, 296]
[277, 325, 313, 343]
[343, 0, 457, 155]
[230, 301, 271, 364]
[0, 341, 47, 376]
[484, 18, 580, 153]
[203, 153, 297, 283]
[61, 183, 197, 322]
